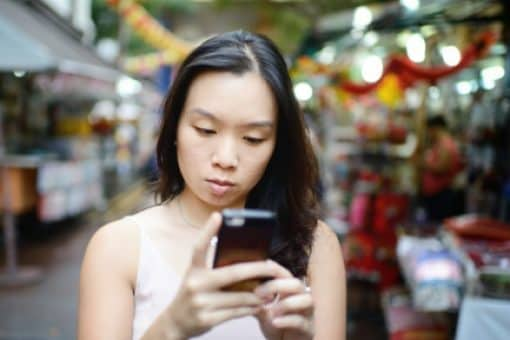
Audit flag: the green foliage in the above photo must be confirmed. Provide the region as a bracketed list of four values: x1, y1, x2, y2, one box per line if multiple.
[139, 0, 195, 14]
[260, 7, 311, 53]
[92, 0, 195, 54]
[91, 0, 388, 56]
[92, 0, 119, 40]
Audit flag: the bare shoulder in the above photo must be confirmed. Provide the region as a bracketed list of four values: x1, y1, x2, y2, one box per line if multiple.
[82, 206, 165, 282]
[78, 208, 162, 339]
[308, 220, 345, 279]
[88, 205, 163, 248]
[312, 220, 342, 254]
[82, 215, 140, 286]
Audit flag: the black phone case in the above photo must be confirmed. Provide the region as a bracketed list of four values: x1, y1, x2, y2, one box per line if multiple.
[213, 209, 276, 291]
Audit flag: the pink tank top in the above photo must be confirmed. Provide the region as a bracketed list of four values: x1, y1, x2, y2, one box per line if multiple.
[129, 216, 265, 340]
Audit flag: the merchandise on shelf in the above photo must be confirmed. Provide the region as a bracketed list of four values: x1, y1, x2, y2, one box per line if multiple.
[444, 215, 510, 241]
[36, 160, 103, 222]
[382, 288, 452, 340]
[397, 235, 464, 311]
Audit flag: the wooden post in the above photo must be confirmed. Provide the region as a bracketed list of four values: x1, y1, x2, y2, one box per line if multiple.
[413, 84, 429, 193]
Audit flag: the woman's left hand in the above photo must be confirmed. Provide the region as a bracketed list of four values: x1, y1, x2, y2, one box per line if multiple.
[254, 276, 314, 340]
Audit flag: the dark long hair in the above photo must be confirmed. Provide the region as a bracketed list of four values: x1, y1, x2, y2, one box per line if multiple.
[156, 31, 319, 277]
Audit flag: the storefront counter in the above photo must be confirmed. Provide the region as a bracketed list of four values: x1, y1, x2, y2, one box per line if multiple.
[0, 155, 42, 214]
[455, 296, 510, 340]
[1, 154, 103, 221]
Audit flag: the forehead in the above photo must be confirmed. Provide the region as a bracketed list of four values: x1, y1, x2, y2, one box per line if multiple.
[183, 71, 277, 123]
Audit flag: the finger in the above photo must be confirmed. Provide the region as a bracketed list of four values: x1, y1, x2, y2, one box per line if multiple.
[271, 293, 313, 317]
[191, 212, 222, 267]
[199, 307, 258, 327]
[193, 292, 263, 310]
[271, 314, 312, 332]
[207, 260, 292, 290]
[254, 278, 306, 299]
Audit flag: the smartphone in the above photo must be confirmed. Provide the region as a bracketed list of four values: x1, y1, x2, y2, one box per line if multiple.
[213, 208, 276, 292]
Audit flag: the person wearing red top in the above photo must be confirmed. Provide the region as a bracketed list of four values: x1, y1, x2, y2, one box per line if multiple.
[421, 115, 463, 221]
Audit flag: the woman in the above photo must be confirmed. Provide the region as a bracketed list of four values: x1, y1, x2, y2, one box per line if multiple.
[78, 31, 345, 340]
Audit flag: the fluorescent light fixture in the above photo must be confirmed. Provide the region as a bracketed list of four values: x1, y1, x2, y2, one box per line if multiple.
[481, 77, 496, 90]
[397, 31, 410, 48]
[400, 0, 420, 11]
[428, 86, 440, 99]
[440, 45, 461, 66]
[317, 45, 336, 64]
[353, 6, 372, 30]
[491, 43, 507, 55]
[481, 65, 505, 81]
[456, 81, 472, 95]
[361, 55, 384, 83]
[480, 65, 504, 90]
[294, 82, 313, 101]
[420, 25, 437, 38]
[406, 33, 426, 63]
[116, 75, 142, 98]
[460, 80, 480, 94]
[363, 31, 379, 46]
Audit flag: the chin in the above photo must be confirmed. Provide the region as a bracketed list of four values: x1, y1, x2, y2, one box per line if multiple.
[203, 192, 244, 209]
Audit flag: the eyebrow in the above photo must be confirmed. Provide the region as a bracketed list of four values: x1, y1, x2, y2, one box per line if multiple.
[189, 108, 274, 128]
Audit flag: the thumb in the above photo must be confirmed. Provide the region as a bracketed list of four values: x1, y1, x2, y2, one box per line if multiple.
[191, 212, 222, 267]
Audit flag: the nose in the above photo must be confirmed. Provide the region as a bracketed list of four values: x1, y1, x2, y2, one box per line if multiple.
[212, 136, 239, 169]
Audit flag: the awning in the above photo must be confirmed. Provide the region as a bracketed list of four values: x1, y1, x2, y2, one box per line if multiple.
[0, 0, 120, 81]
[0, 15, 56, 71]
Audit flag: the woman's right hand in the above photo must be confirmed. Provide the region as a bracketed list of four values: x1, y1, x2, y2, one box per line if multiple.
[162, 212, 292, 339]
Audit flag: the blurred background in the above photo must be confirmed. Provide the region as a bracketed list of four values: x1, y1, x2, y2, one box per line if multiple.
[1, 0, 510, 339]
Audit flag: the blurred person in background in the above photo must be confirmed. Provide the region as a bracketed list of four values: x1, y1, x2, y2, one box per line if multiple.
[78, 31, 345, 340]
[420, 115, 464, 222]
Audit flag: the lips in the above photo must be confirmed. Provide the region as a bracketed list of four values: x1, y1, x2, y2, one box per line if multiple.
[206, 179, 235, 196]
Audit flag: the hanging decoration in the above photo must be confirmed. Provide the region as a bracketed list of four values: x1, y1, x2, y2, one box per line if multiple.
[106, 0, 193, 71]
[376, 74, 404, 109]
[296, 30, 497, 96]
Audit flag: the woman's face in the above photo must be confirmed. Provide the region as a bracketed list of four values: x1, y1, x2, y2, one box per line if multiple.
[176, 71, 278, 209]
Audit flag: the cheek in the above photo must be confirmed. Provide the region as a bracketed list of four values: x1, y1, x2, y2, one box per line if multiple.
[178, 144, 207, 169]
[177, 127, 208, 169]
[241, 144, 275, 184]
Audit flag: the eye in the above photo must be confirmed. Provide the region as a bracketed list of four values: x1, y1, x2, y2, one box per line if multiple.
[244, 136, 265, 145]
[194, 126, 216, 135]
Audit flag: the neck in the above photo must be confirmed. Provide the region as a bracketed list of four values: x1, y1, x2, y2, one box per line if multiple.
[177, 191, 214, 229]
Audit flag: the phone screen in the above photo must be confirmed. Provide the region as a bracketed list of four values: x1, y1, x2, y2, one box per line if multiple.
[213, 209, 275, 291]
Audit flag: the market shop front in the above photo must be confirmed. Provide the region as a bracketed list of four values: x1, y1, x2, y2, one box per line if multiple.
[0, 0, 160, 286]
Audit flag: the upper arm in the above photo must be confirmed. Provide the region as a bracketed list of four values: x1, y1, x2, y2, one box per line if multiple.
[308, 221, 346, 340]
[77, 220, 138, 340]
